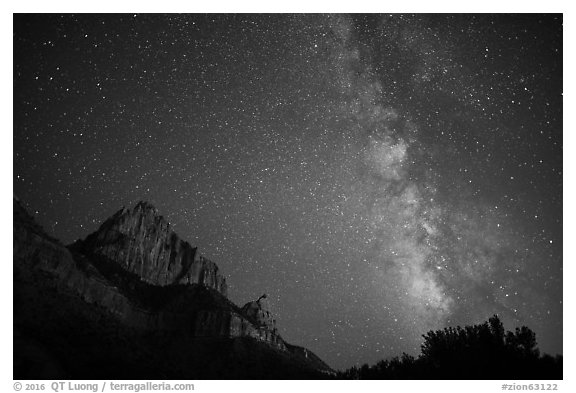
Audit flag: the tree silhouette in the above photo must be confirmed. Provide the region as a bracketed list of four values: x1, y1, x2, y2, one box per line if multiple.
[338, 315, 561, 380]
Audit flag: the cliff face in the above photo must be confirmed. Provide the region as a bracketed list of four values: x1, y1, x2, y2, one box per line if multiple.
[76, 201, 227, 295]
[242, 294, 277, 331]
[14, 198, 332, 378]
[13, 198, 156, 332]
[13, 198, 138, 321]
[239, 294, 285, 350]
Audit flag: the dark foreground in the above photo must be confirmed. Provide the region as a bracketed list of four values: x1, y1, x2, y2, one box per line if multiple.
[338, 315, 562, 380]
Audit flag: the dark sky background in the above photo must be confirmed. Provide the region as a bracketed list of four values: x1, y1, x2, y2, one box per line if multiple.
[13, 14, 562, 370]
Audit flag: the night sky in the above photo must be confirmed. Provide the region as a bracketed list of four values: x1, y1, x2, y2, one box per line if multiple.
[13, 14, 562, 370]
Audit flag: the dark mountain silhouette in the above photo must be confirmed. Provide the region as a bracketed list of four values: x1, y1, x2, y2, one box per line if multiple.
[13, 197, 562, 380]
[338, 315, 562, 380]
[13, 198, 333, 379]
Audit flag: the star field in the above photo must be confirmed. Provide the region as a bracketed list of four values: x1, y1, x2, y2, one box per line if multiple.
[13, 14, 562, 370]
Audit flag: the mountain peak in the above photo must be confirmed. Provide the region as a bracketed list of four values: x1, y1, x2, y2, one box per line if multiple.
[134, 200, 158, 212]
[76, 201, 227, 294]
[112, 200, 161, 223]
[14, 198, 334, 378]
[242, 294, 277, 332]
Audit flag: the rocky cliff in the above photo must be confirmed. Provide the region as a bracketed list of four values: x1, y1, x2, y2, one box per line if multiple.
[242, 294, 277, 331]
[75, 201, 227, 294]
[13, 198, 333, 379]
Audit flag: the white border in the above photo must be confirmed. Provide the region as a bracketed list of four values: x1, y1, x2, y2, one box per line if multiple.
[3, 2, 572, 392]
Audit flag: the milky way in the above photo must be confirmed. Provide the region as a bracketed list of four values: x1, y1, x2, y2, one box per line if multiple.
[14, 14, 562, 370]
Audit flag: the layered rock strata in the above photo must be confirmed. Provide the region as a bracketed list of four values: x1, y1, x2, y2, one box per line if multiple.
[77, 201, 227, 295]
[14, 199, 294, 353]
